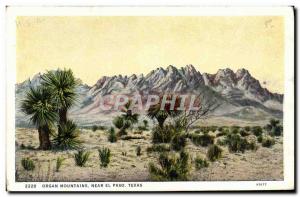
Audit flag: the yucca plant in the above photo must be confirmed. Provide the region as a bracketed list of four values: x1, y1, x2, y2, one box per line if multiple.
[207, 144, 222, 161]
[74, 150, 90, 167]
[21, 158, 35, 171]
[21, 86, 57, 150]
[56, 156, 66, 172]
[41, 69, 80, 135]
[108, 127, 117, 143]
[147, 95, 182, 128]
[98, 147, 111, 167]
[149, 151, 189, 181]
[53, 120, 82, 150]
[113, 116, 131, 136]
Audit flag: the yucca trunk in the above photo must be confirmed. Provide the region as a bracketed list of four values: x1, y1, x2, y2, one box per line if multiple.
[38, 125, 51, 150]
[58, 108, 67, 135]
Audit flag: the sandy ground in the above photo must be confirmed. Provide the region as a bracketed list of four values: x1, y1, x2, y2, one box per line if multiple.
[15, 127, 283, 182]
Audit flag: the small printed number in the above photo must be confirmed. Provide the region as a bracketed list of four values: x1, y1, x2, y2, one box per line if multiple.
[256, 182, 267, 187]
[25, 184, 36, 188]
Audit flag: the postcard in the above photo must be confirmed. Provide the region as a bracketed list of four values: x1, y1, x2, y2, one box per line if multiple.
[6, 6, 295, 192]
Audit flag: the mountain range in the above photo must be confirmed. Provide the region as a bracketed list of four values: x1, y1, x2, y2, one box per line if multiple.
[15, 65, 283, 127]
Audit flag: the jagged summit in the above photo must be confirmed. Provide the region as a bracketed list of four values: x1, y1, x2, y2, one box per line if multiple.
[15, 65, 283, 126]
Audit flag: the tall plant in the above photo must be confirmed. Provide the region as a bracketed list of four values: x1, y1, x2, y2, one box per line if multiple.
[41, 69, 80, 134]
[21, 86, 57, 150]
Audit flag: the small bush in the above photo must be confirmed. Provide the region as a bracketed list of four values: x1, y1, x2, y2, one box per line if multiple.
[244, 126, 251, 132]
[98, 147, 111, 167]
[147, 144, 170, 153]
[262, 136, 275, 148]
[56, 156, 65, 172]
[152, 125, 175, 143]
[240, 129, 250, 137]
[272, 125, 283, 136]
[208, 126, 218, 132]
[122, 151, 127, 156]
[247, 141, 258, 151]
[251, 126, 263, 136]
[149, 151, 189, 181]
[92, 125, 98, 132]
[189, 133, 215, 147]
[207, 144, 222, 161]
[108, 127, 117, 143]
[171, 133, 186, 151]
[136, 146, 142, 156]
[257, 135, 263, 143]
[195, 156, 209, 170]
[216, 139, 226, 146]
[231, 126, 240, 134]
[21, 158, 35, 171]
[216, 129, 229, 137]
[226, 134, 248, 153]
[74, 150, 90, 167]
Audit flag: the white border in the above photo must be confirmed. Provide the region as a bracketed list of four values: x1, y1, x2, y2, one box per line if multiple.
[5, 6, 295, 192]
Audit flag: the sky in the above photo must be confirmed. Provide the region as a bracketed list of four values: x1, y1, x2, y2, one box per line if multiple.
[16, 16, 284, 93]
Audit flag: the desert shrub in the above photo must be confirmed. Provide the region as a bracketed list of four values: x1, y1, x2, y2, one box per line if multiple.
[194, 130, 201, 134]
[152, 125, 175, 143]
[195, 156, 209, 170]
[98, 147, 111, 167]
[121, 151, 127, 156]
[108, 127, 117, 143]
[189, 133, 215, 147]
[240, 129, 250, 137]
[147, 144, 171, 153]
[265, 119, 282, 136]
[262, 136, 275, 148]
[209, 126, 218, 132]
[74, 150, 90, 167]
[251, 126, 263, 136]
[92, 125, 98, 132]
[272, 125, 283, 136]
[257, 135, 263, 143]
[216, 138, 226, 146]
[247, 141, 258, 151]
[136, 146, 142, 156]
[53, 121, 82, 150]
[149, 151, 189, 181]
[216, 129, 229, 137]
[171, 133, 186, 151]
[244, 126, 251, 132]
[218, 127, 224, 132]
[226, 134, 248, 153]
[207, 144, 222, 161]
[231, 126, 240, 134]
[21, 158, 35, 171]
[56, 156, 65, 172]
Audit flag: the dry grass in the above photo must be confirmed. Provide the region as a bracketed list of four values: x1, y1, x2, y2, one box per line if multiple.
[15, 127, 283, 182]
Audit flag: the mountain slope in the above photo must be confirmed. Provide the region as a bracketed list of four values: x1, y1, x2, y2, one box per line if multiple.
[15, 65, 283, 126]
